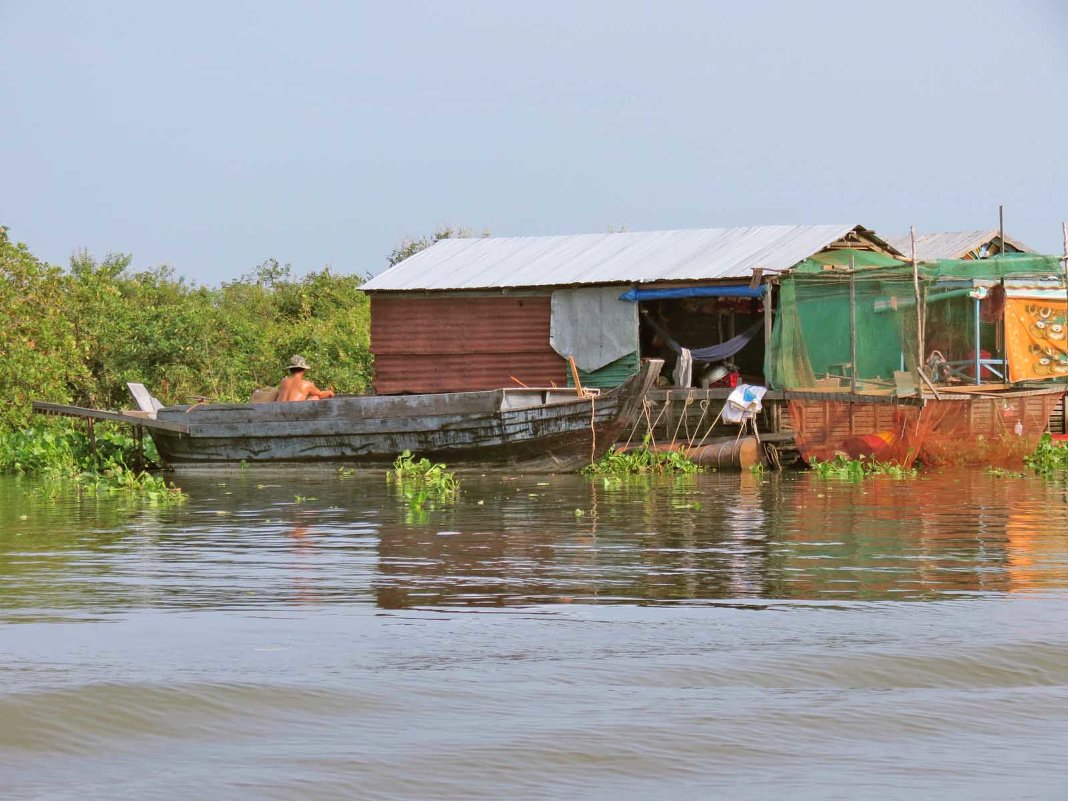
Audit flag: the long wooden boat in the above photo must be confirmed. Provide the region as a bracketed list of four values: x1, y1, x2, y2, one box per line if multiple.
[144, 359, 663, 471]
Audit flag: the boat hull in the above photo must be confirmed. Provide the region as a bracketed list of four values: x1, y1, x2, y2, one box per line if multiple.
[150, 360, 662, 471]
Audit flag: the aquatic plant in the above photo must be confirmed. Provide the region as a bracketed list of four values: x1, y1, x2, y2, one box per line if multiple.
[77, 464, 186, 503]
[0, 421, 185, 502]
[584, 446, 701, 476]
[808, 454, 917, 480]
[1024, 434, 1068, 477]
[0, 421, 153, 475]
[388, 450, 460, 510]
[986, 467, 1026, 479]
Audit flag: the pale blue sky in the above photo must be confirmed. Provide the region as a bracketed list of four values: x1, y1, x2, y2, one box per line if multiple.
[2, 0, 1066, 283]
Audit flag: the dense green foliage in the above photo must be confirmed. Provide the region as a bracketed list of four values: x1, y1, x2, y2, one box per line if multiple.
[0, 420, 184, 502]
[1024, 434, 1068, 476]
[585, 446, 701, 476]
[0, 227, 372, 430]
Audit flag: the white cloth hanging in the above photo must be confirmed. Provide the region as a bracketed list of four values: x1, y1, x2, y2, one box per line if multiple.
[673, 348, 693, 387]
[721, 384, 767, 424]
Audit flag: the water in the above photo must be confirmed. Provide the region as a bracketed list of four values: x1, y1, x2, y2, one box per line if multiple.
[2, 469, 1068, 800]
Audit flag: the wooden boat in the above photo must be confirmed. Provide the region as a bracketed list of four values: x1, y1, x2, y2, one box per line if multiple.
[143, 359, 663, 471]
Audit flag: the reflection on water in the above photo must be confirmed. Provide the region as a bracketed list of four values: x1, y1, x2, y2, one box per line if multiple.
[2, 470, 1068, 801]
[2, 469, 1067, 615]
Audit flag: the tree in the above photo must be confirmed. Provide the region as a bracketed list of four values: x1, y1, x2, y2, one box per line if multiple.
[386, 225, 489, 267]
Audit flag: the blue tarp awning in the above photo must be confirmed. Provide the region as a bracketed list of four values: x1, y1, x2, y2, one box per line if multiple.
[619, 285, 764, 302]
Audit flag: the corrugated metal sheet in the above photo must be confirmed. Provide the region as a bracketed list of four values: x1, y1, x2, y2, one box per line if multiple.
[371, 295, 566, 394]
[886, 230, 1035, 261]
[363, 224, 865, 291]
[567, 351, 640, 389]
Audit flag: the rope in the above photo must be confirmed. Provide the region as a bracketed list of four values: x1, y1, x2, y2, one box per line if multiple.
[670, 391, 695, 445]
[687, 399, 711, 448]
[622, 399, 648, 451]
[694, 404, 726, 450]
[589, 393, 597, 465]
[643, 398, 671, 452]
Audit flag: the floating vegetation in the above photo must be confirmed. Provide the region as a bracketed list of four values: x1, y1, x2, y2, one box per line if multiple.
[1024, 434, 1068, 477]
[1, 422, 186, 503]
[808, 455, 918, 481]
[986, 467, 1025, 479]
[77, 464, 186, 503]
[584, 446, 700, 476]
[388, 450, 460, 511]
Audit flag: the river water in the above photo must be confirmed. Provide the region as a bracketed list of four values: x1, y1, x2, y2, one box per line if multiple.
[2, 468, 1067, 800]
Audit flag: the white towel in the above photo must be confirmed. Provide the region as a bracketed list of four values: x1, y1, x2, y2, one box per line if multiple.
[673, 348, 693, 388]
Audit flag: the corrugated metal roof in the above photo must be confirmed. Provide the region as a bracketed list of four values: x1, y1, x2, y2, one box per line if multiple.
[886, 230, 1035, 261]
[363, 224, 866, 291]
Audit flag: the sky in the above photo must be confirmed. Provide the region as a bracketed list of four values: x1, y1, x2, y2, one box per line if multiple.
[2, 0, 1067, 284]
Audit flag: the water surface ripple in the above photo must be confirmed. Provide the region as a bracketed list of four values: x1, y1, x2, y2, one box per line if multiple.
[2, 469, 1067, 800]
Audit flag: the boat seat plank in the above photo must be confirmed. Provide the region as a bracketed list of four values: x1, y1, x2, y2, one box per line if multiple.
[32, 401, 190, 434]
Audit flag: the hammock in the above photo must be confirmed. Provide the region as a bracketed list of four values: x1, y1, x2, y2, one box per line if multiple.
[643, 311, 763, 363]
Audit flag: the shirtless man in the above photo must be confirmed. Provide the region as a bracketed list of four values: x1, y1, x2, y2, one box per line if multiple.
[277, 355, 335, 402]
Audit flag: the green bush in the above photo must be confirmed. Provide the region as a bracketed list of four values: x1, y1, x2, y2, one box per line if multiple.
[0, 227, 373, 429]
[1025, 433, 1068, 476]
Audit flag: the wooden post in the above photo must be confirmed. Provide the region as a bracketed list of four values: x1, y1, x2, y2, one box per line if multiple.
[763, 280, 773, 349]
[86, 419, 99, 469]
[849, 255, 858, 395]
[996, 204, 1006, 370]
[910, 226, 923, 371]
[1062, 222, 1068, 403]
[134, 425, 144, 473]
[567, 355, 584, 397]
[999, 204, 1005, 255]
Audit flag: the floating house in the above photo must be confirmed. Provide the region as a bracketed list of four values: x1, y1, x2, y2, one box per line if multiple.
[361, 224, 899, 395]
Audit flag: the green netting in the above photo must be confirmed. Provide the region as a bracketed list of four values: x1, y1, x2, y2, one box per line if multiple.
[765, 278, 815, 388]
[767, 274, 918, 390]
[920, 254, 1064, 281]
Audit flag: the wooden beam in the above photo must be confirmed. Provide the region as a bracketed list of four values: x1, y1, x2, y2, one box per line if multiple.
[31, 401, 191, 434]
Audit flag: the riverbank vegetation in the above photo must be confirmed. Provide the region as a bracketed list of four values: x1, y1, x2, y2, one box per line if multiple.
[1, 226, 372, 433]
[0, 421, 185, 502]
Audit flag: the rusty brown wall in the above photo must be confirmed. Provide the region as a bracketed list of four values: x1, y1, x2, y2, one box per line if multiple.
[370, 294, 567, 394]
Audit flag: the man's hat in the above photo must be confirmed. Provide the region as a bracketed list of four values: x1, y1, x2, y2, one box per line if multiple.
[287, 355, 310, 372]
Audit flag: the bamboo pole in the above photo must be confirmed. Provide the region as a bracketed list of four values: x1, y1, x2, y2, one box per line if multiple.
[996, 204, 1006, 371]
[849, 254, 858, 394]
[999, 204, 1005, 255]
[1063, 223, 1068, 402]
[763, 280, 773, 350]
[911, 226, 923, 371]
[567, 355, 584, 397]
